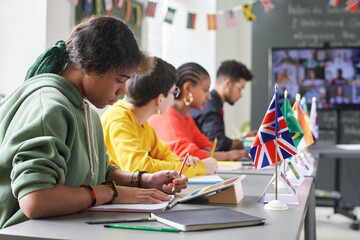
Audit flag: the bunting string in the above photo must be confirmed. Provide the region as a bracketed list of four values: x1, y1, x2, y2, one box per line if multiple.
[70, 0, 356, 31]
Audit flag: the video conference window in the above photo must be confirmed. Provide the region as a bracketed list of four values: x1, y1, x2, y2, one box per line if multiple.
[270, 48, 360, 109]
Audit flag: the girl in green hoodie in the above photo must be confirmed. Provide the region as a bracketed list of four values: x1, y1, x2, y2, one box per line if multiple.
[0, 16, 187, 229]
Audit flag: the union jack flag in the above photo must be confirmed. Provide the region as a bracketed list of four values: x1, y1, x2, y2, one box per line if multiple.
[250, 93, 297, 169]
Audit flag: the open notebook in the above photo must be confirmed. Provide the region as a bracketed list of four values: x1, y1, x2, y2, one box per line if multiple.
[87, 196, 175, 213]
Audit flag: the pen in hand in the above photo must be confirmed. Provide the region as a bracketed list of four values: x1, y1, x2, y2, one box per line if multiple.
[172, 152, 189, 192]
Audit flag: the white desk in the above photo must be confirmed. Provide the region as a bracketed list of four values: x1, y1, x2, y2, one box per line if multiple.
[0, 174, 315, 240]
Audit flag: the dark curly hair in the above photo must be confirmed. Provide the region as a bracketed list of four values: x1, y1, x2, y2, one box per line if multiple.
[126, 57, 177, 107]
[216, 60, 253, 83]
[66, 16, 152, 75]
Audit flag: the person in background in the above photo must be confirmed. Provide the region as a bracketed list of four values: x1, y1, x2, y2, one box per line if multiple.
[0, 16, 187, 229]
[101, 57, 217, 178]
[189, 60, 256, 152]
[331, 68, 347, 85]
[148, 62, 247, 161]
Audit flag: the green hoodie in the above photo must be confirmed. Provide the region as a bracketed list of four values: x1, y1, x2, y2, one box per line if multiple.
[0, 73, 117, 228]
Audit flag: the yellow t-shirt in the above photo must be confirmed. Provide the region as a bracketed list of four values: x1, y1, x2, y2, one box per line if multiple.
[101, 99, 206, 177]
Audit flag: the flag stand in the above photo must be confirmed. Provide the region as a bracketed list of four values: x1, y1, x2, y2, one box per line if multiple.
[264, 84, 288, 211]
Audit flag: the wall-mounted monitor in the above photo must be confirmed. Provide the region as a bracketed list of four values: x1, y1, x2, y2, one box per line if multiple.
[269, 47, 360, 110]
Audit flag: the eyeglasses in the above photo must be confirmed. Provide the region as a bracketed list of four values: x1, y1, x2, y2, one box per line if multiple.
[168, 86, 181, 98]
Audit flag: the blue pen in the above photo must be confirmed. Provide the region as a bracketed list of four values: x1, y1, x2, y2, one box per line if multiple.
[104, 224, 179, 232]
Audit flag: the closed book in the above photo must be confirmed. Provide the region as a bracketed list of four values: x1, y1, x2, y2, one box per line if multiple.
[151, 207, 265, 231]
[218, 161, 243, 171]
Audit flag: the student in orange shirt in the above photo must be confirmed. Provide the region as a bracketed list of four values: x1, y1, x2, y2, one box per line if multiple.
[148, 62, 248, 161]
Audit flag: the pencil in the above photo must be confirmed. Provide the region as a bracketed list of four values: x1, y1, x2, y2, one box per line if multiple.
[210, 137, 217, 158]
[104, 224, 179, 232]
[172, 152, 189, 192]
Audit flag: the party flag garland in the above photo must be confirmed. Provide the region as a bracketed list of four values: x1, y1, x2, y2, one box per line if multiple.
[72, 0, 360, 31]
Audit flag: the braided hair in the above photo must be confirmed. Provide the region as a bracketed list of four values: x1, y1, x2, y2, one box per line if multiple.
[175, 62, 210, 99]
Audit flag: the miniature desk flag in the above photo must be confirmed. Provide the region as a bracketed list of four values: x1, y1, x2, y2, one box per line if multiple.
[250, 89, 297, 169]
[207, 14, 217, 30]
[187, 13, 197, 29]
[310, 97, 319, 139]
[147, 1, 157, 17]
[242, 4, 256, 22]
[164, 7, 176, 24]
[301, 97, 313, 131]
[224, 10, 237, 28]
[281, 91, 303, 148]
[293, 95, 314, 149]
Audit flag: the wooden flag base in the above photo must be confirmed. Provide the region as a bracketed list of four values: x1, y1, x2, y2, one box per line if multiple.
[208, 180, 244, 204]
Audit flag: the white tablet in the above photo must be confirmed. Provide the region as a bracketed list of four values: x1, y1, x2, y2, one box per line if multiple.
[178, 175, 246, 203]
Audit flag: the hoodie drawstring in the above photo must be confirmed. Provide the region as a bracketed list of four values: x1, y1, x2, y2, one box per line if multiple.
[83, 101, 98, 179]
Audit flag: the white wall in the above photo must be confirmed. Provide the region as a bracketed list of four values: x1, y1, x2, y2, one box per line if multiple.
[216, 0, 252, 138]
[0, 0, 74, 98]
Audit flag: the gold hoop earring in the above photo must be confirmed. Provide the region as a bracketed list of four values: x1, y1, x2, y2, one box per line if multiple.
[183, 93, 193, 106]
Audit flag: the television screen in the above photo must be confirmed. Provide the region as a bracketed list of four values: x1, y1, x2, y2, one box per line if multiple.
[269, 47, 360, 109]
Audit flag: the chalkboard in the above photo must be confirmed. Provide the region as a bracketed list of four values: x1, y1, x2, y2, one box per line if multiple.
[251, 0, 360, 132]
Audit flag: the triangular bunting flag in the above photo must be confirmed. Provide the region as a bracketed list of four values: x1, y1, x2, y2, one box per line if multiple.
[117, 0, 125, 9]
[68, 0, 79, 6]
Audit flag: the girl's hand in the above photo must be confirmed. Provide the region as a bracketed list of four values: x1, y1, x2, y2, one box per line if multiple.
[115, 186, 172, 204]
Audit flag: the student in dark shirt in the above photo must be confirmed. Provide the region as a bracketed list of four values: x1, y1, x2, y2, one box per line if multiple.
[189, 60, 256, 152]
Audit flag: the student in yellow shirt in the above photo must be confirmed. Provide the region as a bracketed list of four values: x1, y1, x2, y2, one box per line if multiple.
[101, 57, 218, 178]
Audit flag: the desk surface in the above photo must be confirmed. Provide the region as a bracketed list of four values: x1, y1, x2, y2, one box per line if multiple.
[309, 145, 360, 159]
[0, 174, 314, 240]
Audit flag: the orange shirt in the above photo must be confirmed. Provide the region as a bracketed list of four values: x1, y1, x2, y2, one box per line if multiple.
[148, 106, 212, 159]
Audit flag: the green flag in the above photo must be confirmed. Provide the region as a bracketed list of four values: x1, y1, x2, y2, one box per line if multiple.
[281, 98, 304, 148]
